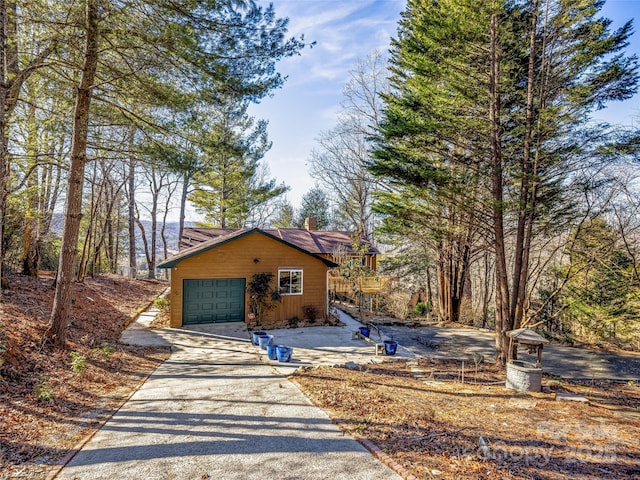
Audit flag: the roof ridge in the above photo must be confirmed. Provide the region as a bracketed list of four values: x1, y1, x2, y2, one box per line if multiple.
[159, 228, 339, 269]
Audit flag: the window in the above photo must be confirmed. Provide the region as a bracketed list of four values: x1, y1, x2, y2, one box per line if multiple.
[279, 268, 303, 295]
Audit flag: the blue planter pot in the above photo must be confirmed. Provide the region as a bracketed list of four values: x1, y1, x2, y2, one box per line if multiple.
[359, 326, 370, 338]
[276, 346, 293, 362]
[267, 344, 280, 360]
[384, 340, 398, 356]
[258, 335, 273, 350]
[251, 331, 267, 345]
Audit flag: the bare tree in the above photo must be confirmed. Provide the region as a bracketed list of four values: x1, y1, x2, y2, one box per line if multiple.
[309, 51, 388, 240]
[135, 162, 174, 280]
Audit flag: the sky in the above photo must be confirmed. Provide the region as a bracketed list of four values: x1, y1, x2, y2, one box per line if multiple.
[247, 0, 640, 211]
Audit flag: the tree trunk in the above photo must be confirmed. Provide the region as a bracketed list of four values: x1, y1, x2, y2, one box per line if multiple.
[489, 11, 511, 365]
[23, 97, 40, 277]
[148, 199, 157, 279]
[161, 178, 177, 271]
[105, 190, 115, 272]
[40, 147, 63, 236]
[510, 0, 538, 334]
[48, 0, 99, 349]
[435, 235, 470, 324]
[425, 263, 433, 313]
[0, 1, 53, 291]
[0, 1, 10, 290]
[179, 172, 189, 243]
[23, 177, 41, 277]
[128, 148, 136, 278]
[481, 251, 493, 329]
[135, 215, 152, 277]
[161, 181, 176, 280]
[516, 0, 551, 331]
[77, 164, 98, 282]
[112, 200, 121, 273]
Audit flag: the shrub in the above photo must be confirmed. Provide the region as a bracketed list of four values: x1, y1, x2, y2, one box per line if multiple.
[92, 342, 115, 357]
[70, 351, 87, 374]
[34, 376, 54, 402]
[247, 272, 282, 325]
[288, 316, 300, 328]
[302, 305, 319, 323]
[414, 302, 430, 316]
[383, 290, 411, 320]
[154, 296, 170, 312]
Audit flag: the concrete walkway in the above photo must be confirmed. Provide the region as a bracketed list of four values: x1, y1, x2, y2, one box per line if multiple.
[54, 309, 405, 480]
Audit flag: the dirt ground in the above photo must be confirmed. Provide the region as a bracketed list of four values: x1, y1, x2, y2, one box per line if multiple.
[0, 274, 169, 480]
[292, 359, 640, 480]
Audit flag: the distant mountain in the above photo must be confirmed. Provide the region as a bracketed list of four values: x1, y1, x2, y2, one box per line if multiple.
[49, 214, 195, 262]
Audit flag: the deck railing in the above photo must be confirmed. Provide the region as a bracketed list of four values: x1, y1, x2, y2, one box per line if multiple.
[328, 272, 391, 294]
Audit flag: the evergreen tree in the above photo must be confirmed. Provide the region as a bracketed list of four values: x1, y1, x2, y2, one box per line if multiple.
[296, 188, 331, 230]
[558, 217, 639, 342]
[189, 100, 287, 227]
[48, 0, 305, 348]
[0, 0, 62, 288]
[371, 0, 639, 362]
[371, 0, 488, 324]
[271, 199, 296, 228]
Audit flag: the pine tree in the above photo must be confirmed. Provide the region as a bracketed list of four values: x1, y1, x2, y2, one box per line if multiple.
[48, 0, 305, 348]
[189, 100, 287, 227]
[558, 217, 639, 342]
[296, 188, 332, 230]
[371, 0, 490, 324]
[271, 199, 295, 228]
[371, 0, 639, 362]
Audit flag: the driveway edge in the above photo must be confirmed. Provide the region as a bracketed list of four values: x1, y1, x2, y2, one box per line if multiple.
[45, 356, 167, 480]
[288, 376, 418, 480]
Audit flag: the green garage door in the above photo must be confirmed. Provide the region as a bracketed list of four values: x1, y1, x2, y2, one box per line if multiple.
[183, 278, 245, 325]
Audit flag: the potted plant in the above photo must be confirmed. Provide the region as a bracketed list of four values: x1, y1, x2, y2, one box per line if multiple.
[247, 272, 282, 328]
[383, 336, 398, 355]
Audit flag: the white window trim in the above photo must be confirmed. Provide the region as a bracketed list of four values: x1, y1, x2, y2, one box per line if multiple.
[278, 268, 303, 295]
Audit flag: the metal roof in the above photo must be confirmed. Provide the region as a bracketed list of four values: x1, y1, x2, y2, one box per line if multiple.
[180, 227, 380, 255]
[158, 228, 339, 269]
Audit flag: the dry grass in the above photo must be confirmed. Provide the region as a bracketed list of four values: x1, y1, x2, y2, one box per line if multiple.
[292, 359, 640, 479]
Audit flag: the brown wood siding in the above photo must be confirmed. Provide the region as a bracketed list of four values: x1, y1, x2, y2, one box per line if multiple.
[168, 232, 330, 328]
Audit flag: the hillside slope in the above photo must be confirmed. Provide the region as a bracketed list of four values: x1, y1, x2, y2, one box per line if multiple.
[0, 274, 169, 480]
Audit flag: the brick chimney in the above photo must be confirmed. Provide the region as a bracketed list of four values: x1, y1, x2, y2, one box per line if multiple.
[304, 217, 317, 231]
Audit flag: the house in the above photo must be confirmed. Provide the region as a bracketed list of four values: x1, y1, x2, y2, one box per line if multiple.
[158, 220, 379, 329]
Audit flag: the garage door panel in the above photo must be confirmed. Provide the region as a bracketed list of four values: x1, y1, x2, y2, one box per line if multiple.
[183, 278, 245, 325]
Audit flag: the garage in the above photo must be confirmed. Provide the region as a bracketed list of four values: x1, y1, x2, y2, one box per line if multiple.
[182, 278, 245, 325]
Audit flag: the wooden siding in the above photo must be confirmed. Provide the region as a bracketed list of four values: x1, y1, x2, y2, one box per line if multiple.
[168, 231, 330, 328]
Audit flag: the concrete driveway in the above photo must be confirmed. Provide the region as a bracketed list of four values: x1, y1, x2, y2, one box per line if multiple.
[377, 323, 640, 381]
[54, 306, 639, 479]
[53, 312, 405, 480]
